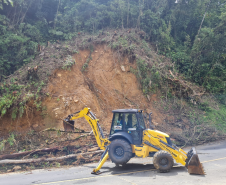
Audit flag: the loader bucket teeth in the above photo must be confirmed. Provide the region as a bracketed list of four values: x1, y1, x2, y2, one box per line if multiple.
[186, 147, 205, 175]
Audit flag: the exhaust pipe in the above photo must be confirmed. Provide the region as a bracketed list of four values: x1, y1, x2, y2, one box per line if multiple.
[186, 147, 205, 175]
[149, 112, 155, 129]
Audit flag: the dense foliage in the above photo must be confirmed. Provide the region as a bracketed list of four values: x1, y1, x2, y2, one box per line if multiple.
[0, 0, 226, 95]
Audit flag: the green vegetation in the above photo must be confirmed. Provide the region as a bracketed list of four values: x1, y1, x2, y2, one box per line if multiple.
[136, 58, 151, 94]
[205, 106, 226, 132]
[7, 133, 15, 146]
[0, 79, 46, 119]
[0, 0, 226, 131]
[0, 133, 15, 151]
[0, 0, 225, 94]
[82, 45, 94, 72]
[0, 81, 23, 116]
[62, 55, 75, 70]
[0, 140, 6, 151]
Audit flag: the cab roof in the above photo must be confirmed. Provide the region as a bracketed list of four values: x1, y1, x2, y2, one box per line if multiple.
[112, 109, 142, 113]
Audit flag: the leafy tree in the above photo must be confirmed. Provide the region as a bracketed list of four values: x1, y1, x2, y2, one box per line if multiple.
[0, 0, 13, 10]
[0, 0, 225, 97]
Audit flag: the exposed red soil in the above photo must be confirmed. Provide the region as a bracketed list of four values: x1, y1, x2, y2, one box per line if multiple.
[42, 44, 164, 132]
[0, 44, 165, 136]
[0, 101, 44, 136]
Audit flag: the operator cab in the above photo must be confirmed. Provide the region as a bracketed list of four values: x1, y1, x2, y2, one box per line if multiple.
[110, 109, 146, 145]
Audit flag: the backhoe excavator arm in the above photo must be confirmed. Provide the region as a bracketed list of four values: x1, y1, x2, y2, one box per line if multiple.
[63, 107, 110, 174]
[63, 107, 110, 150]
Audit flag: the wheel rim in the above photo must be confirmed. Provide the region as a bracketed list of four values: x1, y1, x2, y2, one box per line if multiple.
[114, 146, 124, 157]
[159, 157, 168, 167]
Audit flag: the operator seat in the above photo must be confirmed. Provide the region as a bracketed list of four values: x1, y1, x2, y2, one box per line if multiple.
[126, 114, 133, 129]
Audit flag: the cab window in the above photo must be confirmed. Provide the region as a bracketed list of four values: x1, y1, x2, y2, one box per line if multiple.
[137, 113, 146, 129]
[110, 113, 123, 135]
[125, 113, 137, 130]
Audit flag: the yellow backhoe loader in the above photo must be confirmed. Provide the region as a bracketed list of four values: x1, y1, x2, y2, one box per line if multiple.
[63, 107, 205, 175]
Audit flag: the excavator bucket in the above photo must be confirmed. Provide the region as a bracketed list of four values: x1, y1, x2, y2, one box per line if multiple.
[186, 147, 205, 175]
[63, 120, 74, 131]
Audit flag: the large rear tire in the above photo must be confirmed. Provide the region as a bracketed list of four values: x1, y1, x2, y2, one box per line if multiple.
[153, 150, 174, 173]
[109, 139, 132, 165]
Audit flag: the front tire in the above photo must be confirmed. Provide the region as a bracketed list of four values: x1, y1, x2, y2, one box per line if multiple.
[109, 139, 132, 165]
[153, 150, 174, 173]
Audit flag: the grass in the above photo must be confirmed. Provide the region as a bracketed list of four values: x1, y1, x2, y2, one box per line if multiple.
[204, 105, 226, 132]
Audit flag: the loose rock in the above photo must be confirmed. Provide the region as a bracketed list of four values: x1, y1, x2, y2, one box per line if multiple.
[121, 66, 126, 72]
[13, 166, 21, 171]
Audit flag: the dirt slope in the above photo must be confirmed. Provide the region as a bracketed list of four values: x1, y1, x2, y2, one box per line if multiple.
[0, 30, 224, 174]
[42, 44, 163, 132]
[0, 44, 164, 135]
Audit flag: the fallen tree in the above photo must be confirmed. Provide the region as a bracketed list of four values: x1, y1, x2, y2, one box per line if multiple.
[0, 150, 103, 165]
[0, 147, 60, 160]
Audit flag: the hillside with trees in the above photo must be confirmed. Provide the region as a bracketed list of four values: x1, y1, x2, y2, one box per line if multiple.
[0, 0, 225, 93]
[0, 0, 226, 173]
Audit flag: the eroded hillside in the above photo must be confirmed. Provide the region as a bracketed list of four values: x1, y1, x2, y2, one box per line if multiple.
[45, 44, 167, 130]
[0, 29, 224, 162]
[1, 44, 165, 135]
[0, 29, 225, 173]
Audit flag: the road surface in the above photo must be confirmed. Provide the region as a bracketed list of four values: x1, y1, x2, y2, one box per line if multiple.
[1, 140, 226, 185]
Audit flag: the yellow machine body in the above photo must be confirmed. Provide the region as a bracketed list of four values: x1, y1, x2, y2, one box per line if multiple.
[63, 107, 205, 175]
[132, 129, 187, 166]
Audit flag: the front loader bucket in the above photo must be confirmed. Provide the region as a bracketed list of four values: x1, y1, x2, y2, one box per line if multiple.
[186, 147, 205, 175]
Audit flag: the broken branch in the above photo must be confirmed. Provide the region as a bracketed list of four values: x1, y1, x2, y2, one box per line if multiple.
[41, 128, 91, 134]
[0, 150, 103, 165]
[0, 147, 60, 160]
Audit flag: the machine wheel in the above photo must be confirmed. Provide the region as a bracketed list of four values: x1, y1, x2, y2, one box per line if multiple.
[153, 150, 174, 173]
[109, 139, 132, 165]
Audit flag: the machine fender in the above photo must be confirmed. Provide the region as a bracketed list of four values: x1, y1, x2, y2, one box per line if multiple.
[109, 132, 133, 144]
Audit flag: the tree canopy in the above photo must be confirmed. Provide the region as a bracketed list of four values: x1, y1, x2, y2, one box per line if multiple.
[0, 0, 226, 94]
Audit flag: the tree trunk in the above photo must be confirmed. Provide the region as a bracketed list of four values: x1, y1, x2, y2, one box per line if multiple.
[119, 0, 124, 29]
[127, 0, 130, 28]
[16, 4, 23, 25]
[0, 147, 60, 160]
[20, 0, 33, 24]
[137, 0, 141, 29]
[198, 0, 211, 35]
[0, 150, 103, 165]
[137, 0, 144, 30]
[54, 0, 61, 29]
[88, 147, 100, 152]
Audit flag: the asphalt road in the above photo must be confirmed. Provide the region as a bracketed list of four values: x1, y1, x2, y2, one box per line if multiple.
[1, 140, 226, 185]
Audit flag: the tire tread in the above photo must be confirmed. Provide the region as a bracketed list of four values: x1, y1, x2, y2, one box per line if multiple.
[109, 139, 132, 165]
[153, 150, 173, 173]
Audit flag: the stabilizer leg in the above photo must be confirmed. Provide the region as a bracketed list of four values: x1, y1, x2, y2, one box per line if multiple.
[91, 149, 109, 175]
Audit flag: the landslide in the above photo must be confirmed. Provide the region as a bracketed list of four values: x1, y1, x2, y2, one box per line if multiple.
[1, 29, 166, 136]
[44, 44, 159, 132]
[0, 29, 225, 173]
